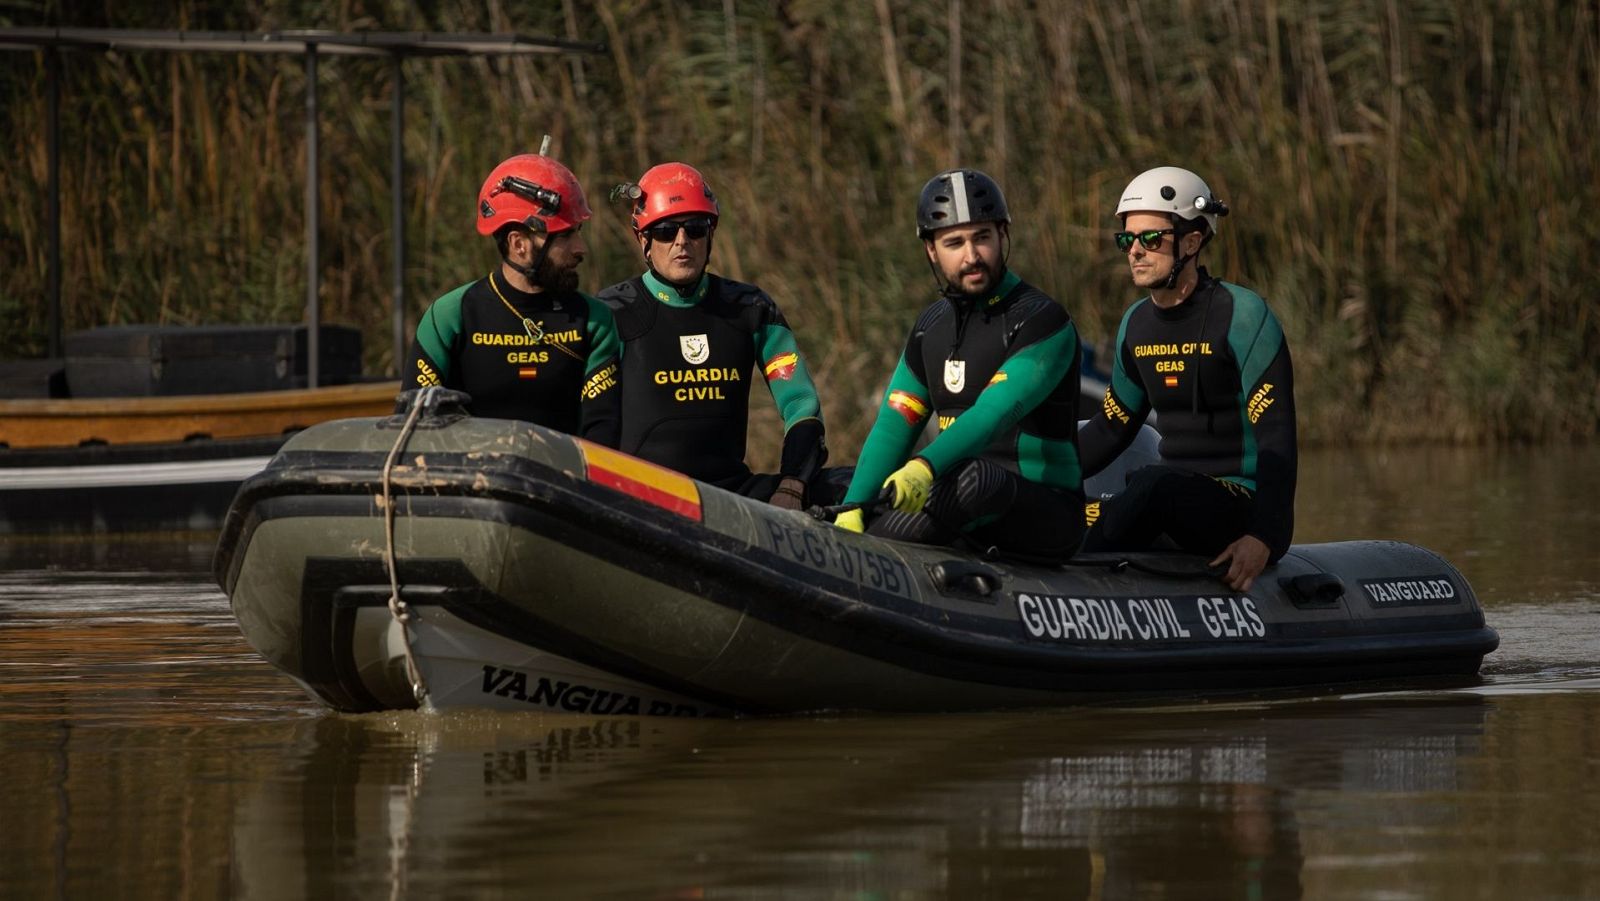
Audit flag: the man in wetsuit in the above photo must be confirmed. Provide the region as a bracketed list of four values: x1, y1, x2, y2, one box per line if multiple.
[1079, 166, 1297, 590]
[598, 162, 830, 510]
[835, 168, 1085, 561]
[405, 153, 621, 444]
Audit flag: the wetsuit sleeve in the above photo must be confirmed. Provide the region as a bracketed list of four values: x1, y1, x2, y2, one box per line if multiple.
[1228, 295, 1297, 560]
[1079, 305, 1152, 477]
[578, 295, 622, 448]
[843, 354, 931, 505]
[916, 312, 1078, 477]
[404, 283, 472, 390]
[755, 312, 827, 480]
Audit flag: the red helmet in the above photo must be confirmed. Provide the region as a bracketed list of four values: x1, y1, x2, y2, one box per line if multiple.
[476, 154, 592, 237]
[628, 162, 719, 232]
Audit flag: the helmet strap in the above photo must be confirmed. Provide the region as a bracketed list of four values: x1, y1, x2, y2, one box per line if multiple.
[1161, 219, 1212, 291]
[503, 228, 556, 291]
[1160, 253, 1188, 290]
[925, 253, 949, 296]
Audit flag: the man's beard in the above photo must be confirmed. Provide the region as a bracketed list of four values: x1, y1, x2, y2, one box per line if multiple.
[535, 261, 581, 293]
[946, 260, 996, 296]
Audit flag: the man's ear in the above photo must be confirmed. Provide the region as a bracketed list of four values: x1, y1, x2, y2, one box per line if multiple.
[924, 240, 937, 265]
[1183, 229, 1205, 256]
[507, 228, 536, 260]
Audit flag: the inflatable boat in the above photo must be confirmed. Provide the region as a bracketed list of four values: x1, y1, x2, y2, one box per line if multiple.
[213, 389, 1498, 716]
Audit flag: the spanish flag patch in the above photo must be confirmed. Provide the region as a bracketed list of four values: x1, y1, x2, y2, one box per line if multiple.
[763, 352, 799, 382]
[1163, 375, 1179, 388]
[887, 390, 930, 426]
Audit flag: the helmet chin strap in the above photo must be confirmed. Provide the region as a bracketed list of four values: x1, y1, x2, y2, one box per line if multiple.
[1162, 221, 1212, 290]
[504, 229, 556, 288]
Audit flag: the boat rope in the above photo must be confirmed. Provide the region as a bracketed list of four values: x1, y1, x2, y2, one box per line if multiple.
[380, 387, 433, 707]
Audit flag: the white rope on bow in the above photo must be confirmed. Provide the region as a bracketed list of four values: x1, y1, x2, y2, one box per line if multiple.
[381, 387, 435, 706]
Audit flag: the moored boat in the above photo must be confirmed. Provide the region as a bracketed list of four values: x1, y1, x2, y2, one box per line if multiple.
[0, 381, 401, 535]
[213, 389, 1497, 716]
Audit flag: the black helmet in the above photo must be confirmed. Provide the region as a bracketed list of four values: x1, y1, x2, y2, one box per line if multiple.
[916, 168, 1010, 239]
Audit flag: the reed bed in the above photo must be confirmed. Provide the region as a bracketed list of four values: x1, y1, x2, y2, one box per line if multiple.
[2, 0, 1597, 456]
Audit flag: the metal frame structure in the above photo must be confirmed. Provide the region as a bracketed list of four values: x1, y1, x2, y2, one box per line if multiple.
[0, 28, 604, 384]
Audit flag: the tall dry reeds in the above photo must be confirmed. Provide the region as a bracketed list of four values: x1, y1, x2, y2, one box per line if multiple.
[2, 0, 1598, 454]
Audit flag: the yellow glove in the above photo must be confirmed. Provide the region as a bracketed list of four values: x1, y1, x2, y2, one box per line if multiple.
[835, 508, 866, 533]
[882, 458, 934, 514]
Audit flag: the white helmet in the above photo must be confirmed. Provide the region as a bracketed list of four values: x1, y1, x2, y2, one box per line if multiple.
[1116, 166, 1227, 232]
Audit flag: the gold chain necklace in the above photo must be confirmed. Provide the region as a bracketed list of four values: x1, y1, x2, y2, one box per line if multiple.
[488, 271, 583, 361]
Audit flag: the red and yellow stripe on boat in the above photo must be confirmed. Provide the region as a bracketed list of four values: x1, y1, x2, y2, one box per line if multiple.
[579, 441, 703, 521]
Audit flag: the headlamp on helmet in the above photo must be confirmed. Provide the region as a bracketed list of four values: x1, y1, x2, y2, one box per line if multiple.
[492, 176, 562, 216]
[476, 153, 591, 237]
[1116, 166, 1227, 233]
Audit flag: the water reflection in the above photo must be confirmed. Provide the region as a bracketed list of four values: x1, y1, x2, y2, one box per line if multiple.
[0, 559, 310, 727]
[218, 697, 1495, 899]
[0, 532, 217, 573]
[5, 444, 1600, 898]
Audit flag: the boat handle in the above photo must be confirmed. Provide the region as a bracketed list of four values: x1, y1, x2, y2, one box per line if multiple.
[384, 387, 473, 429]
[1279, 572, 1345, 605]
[929, 560, 1004, 600]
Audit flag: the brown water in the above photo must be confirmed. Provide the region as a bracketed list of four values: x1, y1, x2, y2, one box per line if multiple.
[2, 444, 1598, 899]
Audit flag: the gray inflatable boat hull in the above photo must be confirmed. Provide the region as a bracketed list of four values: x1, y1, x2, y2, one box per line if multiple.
[214, 395, 1497, 716]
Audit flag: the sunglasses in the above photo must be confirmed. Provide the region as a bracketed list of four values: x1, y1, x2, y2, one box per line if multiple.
[644, 218, 714, 243]
[1113, 228, 1175, 252]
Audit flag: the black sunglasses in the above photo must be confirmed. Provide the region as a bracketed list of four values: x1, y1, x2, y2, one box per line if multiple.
[1113, 228, 1175, 252]
[644, 218, 714, 243]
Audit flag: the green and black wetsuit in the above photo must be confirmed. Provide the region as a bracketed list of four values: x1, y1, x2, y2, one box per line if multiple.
[598, 271, 829, 497]
[1079, 267, 1297, 560]
[404, 270, 621, 445]
[844, 270, 1085, 559]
